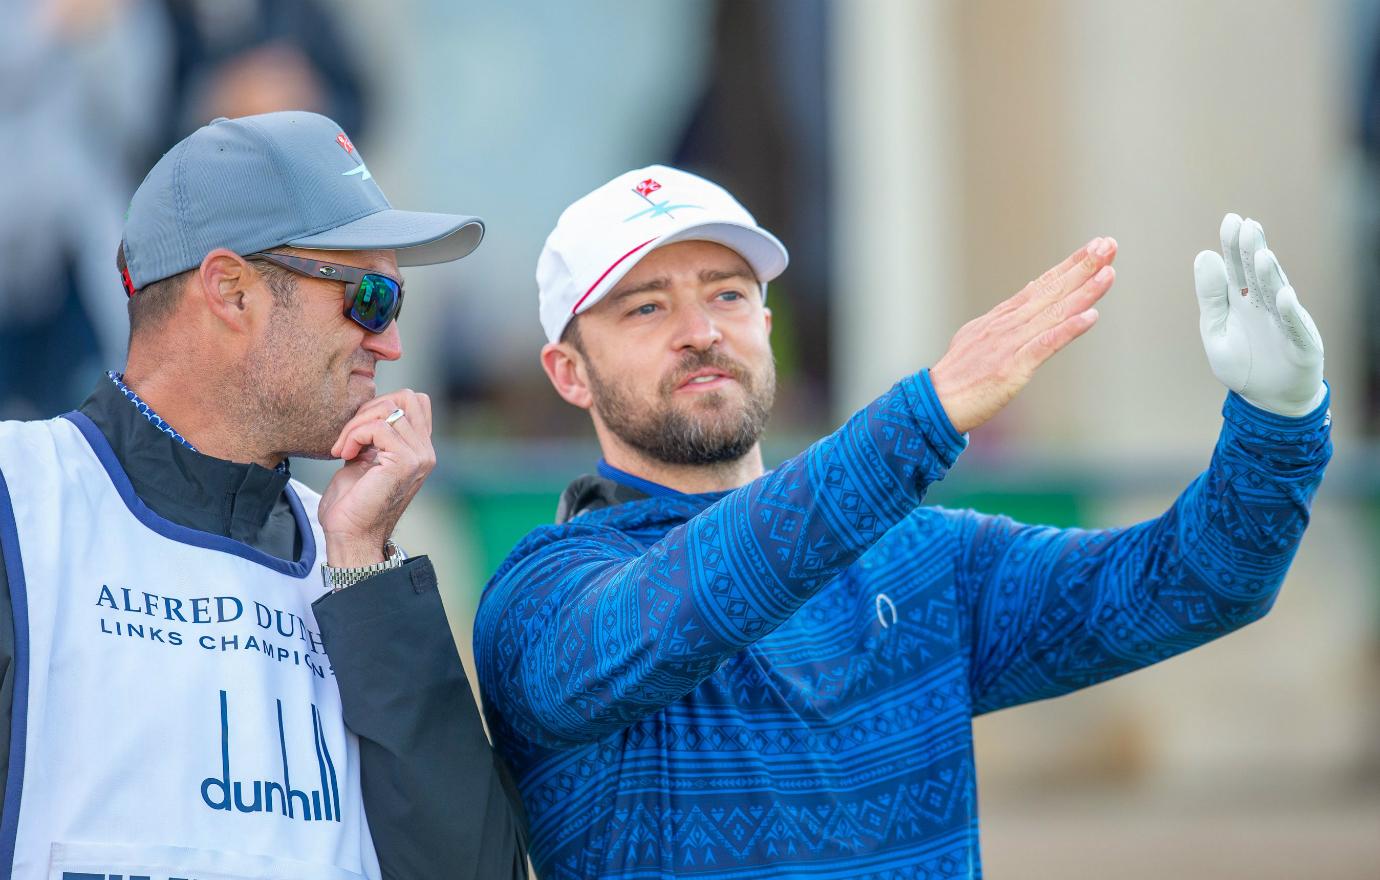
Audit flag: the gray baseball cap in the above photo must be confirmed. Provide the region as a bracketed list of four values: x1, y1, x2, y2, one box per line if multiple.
[121, 111, 484, 289]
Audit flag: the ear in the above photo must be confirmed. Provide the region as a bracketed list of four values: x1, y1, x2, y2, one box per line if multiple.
[763, 305, 773, 336]
[540, 341, 593, 410]
[196, 249, 267, 332]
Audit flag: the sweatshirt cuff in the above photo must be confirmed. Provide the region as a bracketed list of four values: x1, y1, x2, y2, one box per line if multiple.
[1224, 382, 1331, 435]
[1220, 384, 1332, 479]
[905, 369, 969, 469]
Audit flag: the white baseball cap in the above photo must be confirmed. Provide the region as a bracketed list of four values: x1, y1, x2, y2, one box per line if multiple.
[536, 165, 789, 344]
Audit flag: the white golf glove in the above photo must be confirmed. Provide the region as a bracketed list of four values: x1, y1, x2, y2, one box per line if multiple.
[1193, 213, 1326, 417]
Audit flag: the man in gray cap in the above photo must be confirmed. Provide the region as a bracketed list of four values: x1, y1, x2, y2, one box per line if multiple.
[0, 112, 524, 879]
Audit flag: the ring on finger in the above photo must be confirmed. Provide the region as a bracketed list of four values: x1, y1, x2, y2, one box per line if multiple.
[384, 408, 406, 426]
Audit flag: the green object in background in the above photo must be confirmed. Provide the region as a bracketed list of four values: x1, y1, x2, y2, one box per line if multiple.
[929, 488, 1085, 530]
[460, 490, 562, 586]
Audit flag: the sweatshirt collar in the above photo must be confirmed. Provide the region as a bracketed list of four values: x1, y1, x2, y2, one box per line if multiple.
[596, 459, 685, 498]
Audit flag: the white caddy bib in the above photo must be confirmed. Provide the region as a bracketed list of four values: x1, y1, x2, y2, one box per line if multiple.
[0, 415, 381, 880]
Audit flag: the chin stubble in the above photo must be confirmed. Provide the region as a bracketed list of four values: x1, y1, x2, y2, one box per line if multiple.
[244, 325, 358, 460]
[588, 350, 776, 467]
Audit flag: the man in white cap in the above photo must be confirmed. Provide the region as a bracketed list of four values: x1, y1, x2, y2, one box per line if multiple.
[474, 165, 1331, 878]
[0, 112, 525, 879]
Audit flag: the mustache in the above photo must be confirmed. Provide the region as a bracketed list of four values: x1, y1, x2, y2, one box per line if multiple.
[346, 354, 378, 374]
[659, 350, 750, 395]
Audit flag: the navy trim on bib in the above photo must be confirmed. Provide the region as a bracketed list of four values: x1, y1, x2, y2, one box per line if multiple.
[62, 412, 317, 578]
[0, 468, 32, 877]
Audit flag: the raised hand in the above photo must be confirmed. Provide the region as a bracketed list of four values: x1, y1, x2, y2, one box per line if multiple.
[930, 237, 1117, 434]
[318, 390, 436, 567]
[1193, 214, 1325, 417]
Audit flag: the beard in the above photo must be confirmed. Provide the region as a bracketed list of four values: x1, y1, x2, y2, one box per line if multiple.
[586, 347, 776, 467]
[239, 312, 368, 460]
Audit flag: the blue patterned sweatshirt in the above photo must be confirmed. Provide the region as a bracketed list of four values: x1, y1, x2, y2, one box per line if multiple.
[475, 371, 1331, 879]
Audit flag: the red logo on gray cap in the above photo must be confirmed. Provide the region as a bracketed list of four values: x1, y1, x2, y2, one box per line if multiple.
[336, 133, 355, 154]
[635, 179, 661, 197]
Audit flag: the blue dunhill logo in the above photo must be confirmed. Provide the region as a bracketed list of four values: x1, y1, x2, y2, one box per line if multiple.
[200, 690, 341, 822]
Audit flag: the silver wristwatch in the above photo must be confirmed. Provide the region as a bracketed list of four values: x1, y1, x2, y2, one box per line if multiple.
[321, 540, 406, 592]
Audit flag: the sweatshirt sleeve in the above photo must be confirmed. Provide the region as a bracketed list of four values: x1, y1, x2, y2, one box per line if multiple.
[941, 390, 1332, 715]
[476, 371, 967, 748]
[316, 557, 528, 880]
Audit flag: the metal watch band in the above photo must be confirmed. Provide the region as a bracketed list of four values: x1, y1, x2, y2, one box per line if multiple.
[321, 540, 406, 592]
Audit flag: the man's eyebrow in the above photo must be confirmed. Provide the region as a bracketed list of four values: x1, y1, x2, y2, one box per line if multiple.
[700, 266, 756, 284]
[608, 276, 670, 303]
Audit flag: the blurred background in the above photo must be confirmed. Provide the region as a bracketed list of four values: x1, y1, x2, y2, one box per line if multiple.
[4, 0, 1378, 876]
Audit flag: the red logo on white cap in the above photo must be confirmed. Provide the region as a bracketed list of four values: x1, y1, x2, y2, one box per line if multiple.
[635, 178, 661, 197]
[336, 133, 355, 154]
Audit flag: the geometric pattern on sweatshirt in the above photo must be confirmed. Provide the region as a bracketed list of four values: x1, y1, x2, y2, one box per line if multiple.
[476, 375, 1330, 880]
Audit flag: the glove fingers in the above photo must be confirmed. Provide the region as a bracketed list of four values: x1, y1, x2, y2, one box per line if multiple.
[1219, 212, 1246, 294]
[1240, 218, 1284, 325]
[1194, 249, 1231, 334]
[1276, 284, 1325, 359]
[1253, 245, 1290, 292]
[1252, 244, 1290, 322]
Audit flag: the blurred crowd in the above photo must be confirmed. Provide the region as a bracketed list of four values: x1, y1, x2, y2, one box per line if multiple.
[12, 0, 1380, 448]
[0, 0, 369, 418]
[0, 0, 836, 437]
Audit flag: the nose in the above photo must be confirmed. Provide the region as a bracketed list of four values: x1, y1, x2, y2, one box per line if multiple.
[672, 302, 723, 352]
[362, 319, 403, 361]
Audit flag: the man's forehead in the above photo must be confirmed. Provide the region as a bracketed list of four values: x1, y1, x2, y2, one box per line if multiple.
[609, 241, 755, 295]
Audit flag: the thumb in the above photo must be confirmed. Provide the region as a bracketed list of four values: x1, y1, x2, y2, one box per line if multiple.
[1193, 249, 1230, 336]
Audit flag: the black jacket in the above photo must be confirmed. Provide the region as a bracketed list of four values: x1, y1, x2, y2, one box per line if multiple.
[0, 378, 527, 879]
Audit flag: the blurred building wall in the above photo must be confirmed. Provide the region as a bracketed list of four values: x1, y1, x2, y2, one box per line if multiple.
[836, 0, 1355, 454]
[833, 1, 1377, 876]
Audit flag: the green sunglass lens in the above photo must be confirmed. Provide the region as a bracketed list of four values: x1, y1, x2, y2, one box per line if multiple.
[353, 275, 400, 332]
